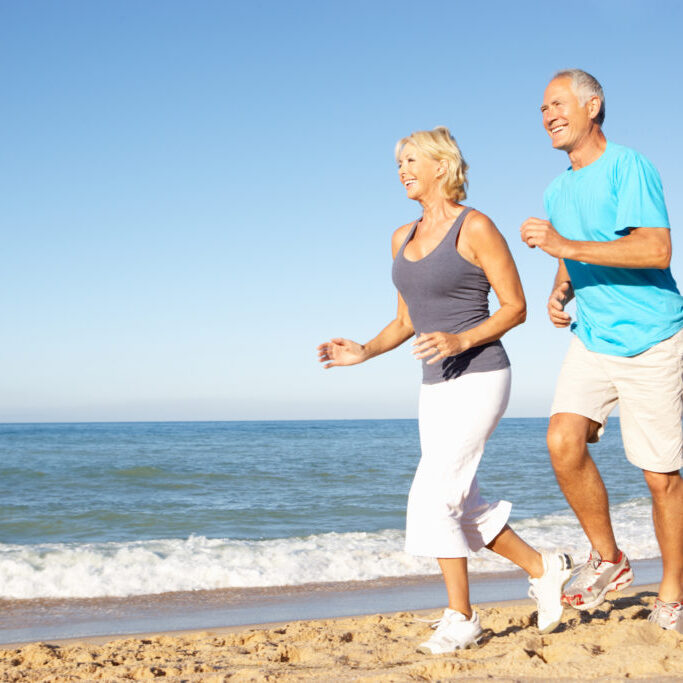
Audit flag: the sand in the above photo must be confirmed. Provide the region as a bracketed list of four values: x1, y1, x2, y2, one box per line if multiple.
[0, 585, 681, 682]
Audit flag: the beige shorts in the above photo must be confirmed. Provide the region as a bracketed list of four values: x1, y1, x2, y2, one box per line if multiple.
[551, 329, 683, 473]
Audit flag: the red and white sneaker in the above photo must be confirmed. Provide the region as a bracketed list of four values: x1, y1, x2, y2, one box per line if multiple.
[648, 598, 683, 634]
[562, 549, 634, 610]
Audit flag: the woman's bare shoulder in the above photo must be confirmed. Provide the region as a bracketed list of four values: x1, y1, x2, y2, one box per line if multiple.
[393, 220, 415, 239]
[391, 221, 416, 255]
[459, 209, 509, 263]
[462, 208, 498, 234]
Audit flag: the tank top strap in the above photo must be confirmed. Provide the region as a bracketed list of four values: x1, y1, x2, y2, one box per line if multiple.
[396, 219, 420, 258]
[423, 206, 474, 259]
[397, 208, 474, 259]
[449, 206, 474, 243]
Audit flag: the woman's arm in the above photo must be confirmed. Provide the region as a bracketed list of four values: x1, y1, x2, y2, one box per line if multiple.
[318, 295, 414, 368]
[413, 211, 526, 364]
[317, 224, 416, 369]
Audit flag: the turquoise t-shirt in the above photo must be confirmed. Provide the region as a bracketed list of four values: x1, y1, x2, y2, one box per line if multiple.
[544, 141, 683, 356]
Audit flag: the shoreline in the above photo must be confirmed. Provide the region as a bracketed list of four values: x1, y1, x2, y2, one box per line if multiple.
[1, 582, 680, 681]
[0, 557, 664, 647]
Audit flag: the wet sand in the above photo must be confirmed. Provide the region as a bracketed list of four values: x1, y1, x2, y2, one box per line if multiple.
[0, 558, 666, 646]
[0, 583, 681, 681]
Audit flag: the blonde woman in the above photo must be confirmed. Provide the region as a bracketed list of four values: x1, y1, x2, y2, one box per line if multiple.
[318, 127, 573, 653]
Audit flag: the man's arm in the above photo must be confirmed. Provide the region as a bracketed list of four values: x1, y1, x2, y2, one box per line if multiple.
[520, 219, 671, 269]
[548, 259, 574, 328]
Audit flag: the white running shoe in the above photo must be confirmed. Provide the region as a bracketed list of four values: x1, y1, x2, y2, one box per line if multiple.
[417, 608, 482, 654]
[528, 552, 573, 634]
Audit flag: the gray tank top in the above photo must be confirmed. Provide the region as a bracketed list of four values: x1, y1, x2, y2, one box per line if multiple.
[392, 207, 510, 384]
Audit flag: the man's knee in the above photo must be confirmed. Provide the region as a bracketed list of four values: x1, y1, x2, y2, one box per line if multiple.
[547, 414, 596, 467]
[643, 469, 682, 499]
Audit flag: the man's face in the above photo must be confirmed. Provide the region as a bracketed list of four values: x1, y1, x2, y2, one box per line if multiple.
[540, 77, 595, 152]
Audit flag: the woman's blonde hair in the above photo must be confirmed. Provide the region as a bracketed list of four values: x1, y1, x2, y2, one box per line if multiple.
[395, 126, 468, 202]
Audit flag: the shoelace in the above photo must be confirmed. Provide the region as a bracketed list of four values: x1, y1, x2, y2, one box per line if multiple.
[567, 557, 601, 590]
[414, 616, 442, 628]
[416, 612, 465, 634]
[415, 615, 454, 630]
[433, 614, 458, 635]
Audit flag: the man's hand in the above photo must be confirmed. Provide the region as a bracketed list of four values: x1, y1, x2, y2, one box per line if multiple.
[520, 217, 568, 258]
[548, 281, 574, 328]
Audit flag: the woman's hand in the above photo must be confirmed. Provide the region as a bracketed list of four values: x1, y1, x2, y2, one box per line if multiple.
[317, 338, 368, 369]
[412, 332, 468, 365]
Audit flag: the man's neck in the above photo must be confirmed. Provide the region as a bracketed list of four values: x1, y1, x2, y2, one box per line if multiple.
[567, 128, 607, 170]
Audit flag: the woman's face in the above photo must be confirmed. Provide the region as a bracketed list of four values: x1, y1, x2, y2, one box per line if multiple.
[397, 142, 442, 201]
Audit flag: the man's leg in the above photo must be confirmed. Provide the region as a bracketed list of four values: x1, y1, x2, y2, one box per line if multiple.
[547, 412, 619, 561]
[642, 469, 683, 603]
[610, 329, 683, 619]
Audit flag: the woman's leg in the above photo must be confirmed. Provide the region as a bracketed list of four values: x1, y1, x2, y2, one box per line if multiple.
[438, 557, 472, 617]
[410, 369, 514, 652]
[487, 524, 573, 633]
[410, 370, 512, 634]
[486, 524, 543, 578]
[406, 368, 513, 559]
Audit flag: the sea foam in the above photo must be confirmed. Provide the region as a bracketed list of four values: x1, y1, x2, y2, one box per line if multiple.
[0, 498, 657, 599]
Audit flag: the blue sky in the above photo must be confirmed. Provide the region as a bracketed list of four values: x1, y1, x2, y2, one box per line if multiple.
[2, 0, 682, 421]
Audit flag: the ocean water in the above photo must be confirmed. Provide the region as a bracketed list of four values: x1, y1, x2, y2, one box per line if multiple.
[0, 419, 655, 600]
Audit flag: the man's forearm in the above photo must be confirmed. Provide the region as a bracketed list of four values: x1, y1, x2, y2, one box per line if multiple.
[553, 260, 574, 299]
[560, 228, 671, 269]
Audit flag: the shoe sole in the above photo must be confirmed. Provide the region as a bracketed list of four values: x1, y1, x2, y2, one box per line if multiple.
[416, 636, 482, 655]
[563, 566, 635, 611]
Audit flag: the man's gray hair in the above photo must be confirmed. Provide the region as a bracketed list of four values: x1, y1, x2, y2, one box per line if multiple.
[554, 69, 605, 126]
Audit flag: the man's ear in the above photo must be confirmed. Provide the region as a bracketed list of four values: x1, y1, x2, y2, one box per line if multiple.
[587, 95, 602, 122]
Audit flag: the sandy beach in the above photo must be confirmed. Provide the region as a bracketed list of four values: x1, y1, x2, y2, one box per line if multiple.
[1, 584, 681, 682]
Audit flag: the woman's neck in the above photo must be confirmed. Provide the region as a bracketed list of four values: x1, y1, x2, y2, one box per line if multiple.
[419, 197, 462, 226]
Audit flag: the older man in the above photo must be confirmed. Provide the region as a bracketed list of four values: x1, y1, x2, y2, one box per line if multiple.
[521, 69, 683, 633]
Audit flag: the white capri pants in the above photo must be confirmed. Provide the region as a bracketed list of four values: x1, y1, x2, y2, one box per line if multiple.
[404, 367, 512, 558]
